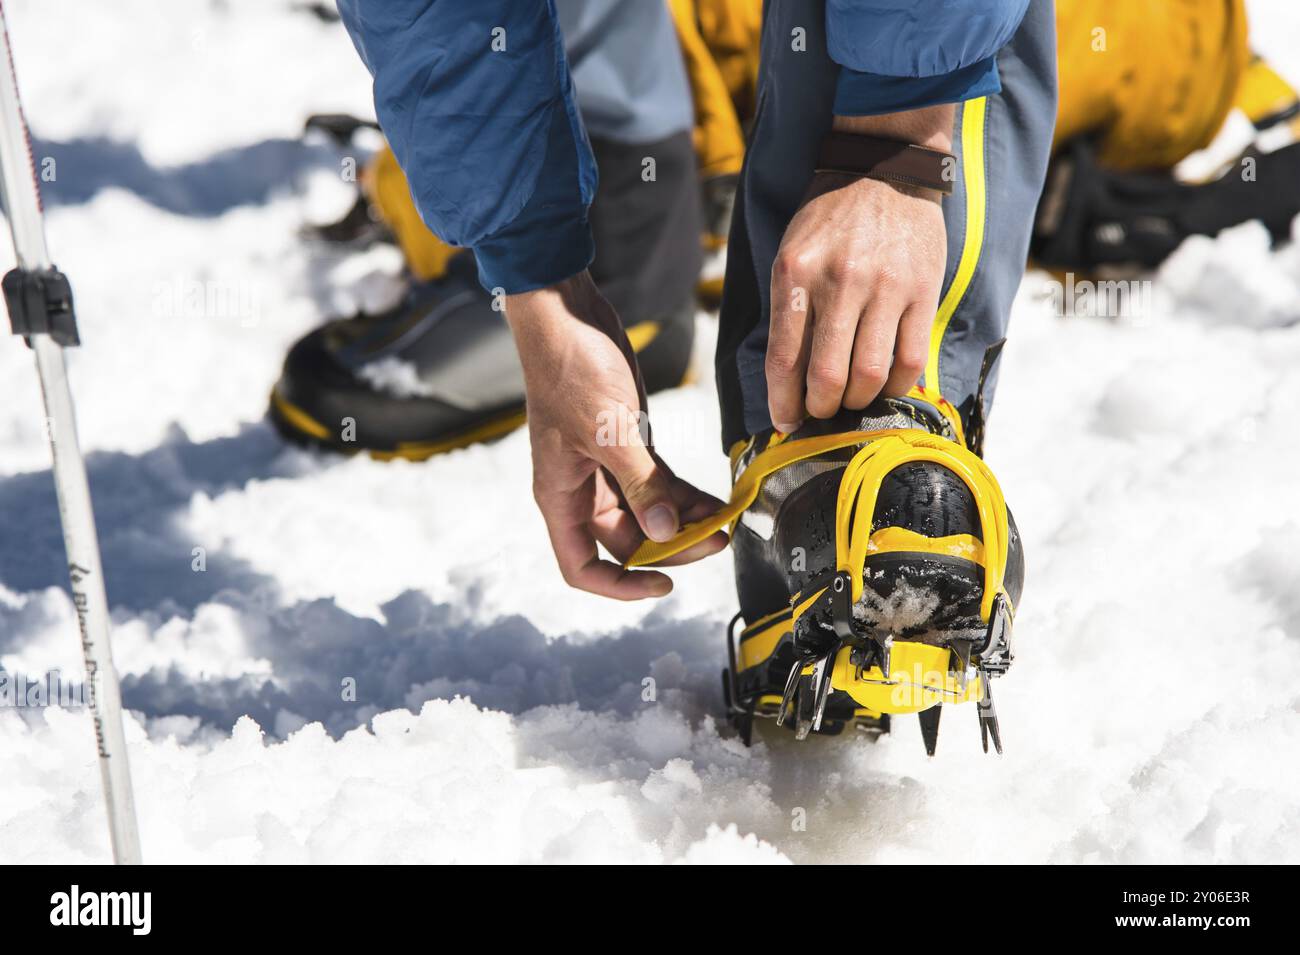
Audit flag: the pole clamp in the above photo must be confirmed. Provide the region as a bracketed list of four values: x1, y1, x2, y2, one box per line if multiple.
[3, 266, 79, 346]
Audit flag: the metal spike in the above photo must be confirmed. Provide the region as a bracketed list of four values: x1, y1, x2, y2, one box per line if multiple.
[794, 713, 812, 740]
[918, 704, 941, 757]
[810, 650, 834, 731]
[977, 674, 1003, 755]
[950, 640, 973, 692]
[876, 633, 893, 679]
[739, 715, 754, 747]
[978, 595, 1014, 675]
[776, 658, 804, 728]
[793, 672, 815, 740]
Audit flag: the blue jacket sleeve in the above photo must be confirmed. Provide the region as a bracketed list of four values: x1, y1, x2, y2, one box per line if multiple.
[826, 0, 1030, 116]
[336, 0, 597, 294]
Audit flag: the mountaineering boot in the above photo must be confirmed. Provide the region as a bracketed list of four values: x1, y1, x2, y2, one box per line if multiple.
[627, 390, 1024, 753]
[269, 253, 696, 460]
[301, 114, 392, 248]
[283, 115, 703, 459]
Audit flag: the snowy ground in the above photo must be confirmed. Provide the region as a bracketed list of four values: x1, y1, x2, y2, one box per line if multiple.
[2, 0, 1300, 864]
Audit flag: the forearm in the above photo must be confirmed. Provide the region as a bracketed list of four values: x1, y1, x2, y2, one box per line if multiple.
[336, 0, 595, 294]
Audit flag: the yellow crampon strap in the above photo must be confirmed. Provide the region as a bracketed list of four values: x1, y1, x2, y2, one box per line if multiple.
[833, 431, 1008, 623]
[626, 429, 881, 567]
[628, 427, 1009, 623]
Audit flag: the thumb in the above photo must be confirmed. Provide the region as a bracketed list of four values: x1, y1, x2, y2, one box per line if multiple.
[601, 442, 679, 543]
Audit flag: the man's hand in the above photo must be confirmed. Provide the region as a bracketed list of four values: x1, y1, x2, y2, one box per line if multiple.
[506, 272, 727, 599]
[767, 105, 953, 432]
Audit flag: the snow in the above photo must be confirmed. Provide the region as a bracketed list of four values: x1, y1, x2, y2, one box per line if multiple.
[2, 0, 1300, 864]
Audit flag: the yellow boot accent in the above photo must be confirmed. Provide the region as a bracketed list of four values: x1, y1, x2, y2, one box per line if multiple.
[269, 387, 331, 441]
[365, 146, 462, 282]
[378, 410, 529, 461]
[866, 526, 984, 565]
[270, 387, 527, 461]
[736, 612, 794, 673]
[624, 319, 661, 353]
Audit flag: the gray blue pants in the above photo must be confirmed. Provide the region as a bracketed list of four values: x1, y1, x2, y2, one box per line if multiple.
[716, 0, 1058, 449]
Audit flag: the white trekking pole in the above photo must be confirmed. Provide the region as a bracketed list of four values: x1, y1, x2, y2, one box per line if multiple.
[0, 3, 141, 864]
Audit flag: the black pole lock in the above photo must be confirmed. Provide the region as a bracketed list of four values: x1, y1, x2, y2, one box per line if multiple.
[3, 265, 80, 347]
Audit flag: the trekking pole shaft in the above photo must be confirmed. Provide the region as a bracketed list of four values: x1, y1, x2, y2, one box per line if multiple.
[32, 338, 142, 864]
[0, 3, 141, 864]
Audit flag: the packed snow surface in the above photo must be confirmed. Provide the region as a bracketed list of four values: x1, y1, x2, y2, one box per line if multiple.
[2, 0, 1300, 863]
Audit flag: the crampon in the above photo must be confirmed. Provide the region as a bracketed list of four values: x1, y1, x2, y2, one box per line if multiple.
[629, 387, 1025, 756]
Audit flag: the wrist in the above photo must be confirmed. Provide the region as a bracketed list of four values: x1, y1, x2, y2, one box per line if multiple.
[505, 269, 629, 364]
[817, 113, 956, 199]
[504, 270, 598, 330]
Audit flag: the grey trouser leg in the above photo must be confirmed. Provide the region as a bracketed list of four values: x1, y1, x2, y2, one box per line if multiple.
[715, 0, 1057, 450]
[558, 0, 693, 145]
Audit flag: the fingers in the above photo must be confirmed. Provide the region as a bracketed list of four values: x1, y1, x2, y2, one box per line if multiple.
[778, 290, 932, 416]
[632, 473, 728, 565]
[535, 444, 726, 599]
[537, 479, 674, 600]
[767, 254, 812, 433]
[590, 504, 727, 567]
[843, 297, 900, 409]
[671, 475, 727, 523]
[591, 462, 729, 564]
[882, 301, 933, 397]
[592, 466, 729, 566]
[808, 288, 868, 417]
[540, 465, 727, 598]
[599, 439, 679, 543]
[653, 531, 729, 565]
[649, 474, 729, 563]
[764, 171, 948, 432]
[769, 252, 919, 423]
[570, 556, 674, 600]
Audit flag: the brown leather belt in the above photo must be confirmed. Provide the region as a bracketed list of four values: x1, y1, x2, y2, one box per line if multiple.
[815, 132, 955, 196]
